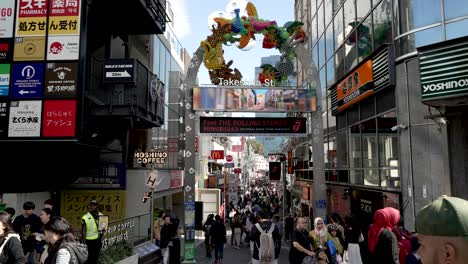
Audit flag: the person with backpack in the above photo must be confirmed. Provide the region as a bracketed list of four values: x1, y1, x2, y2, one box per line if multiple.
[249, 209, 281, 264]
[209, 215, 226, 264]
[368, 207, 400, 264]
[43, 217, 88, 264]
[392, 218, 412, 264]
[202, 214, 214, 258]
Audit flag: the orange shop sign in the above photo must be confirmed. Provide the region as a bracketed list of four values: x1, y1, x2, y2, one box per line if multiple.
[210, 150, 224, 160]
[336, 60, 374, 112]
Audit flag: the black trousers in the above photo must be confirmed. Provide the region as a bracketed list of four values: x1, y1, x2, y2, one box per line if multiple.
[86, 239, 102, 264]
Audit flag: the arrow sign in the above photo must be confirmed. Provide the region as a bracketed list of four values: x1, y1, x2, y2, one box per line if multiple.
[19, 90, 36, 95]
[103, 59, 136, 83]
[105, 70, 131, 78]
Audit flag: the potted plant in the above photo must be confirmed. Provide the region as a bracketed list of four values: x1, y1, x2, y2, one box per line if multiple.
[98, 242, 137, 264]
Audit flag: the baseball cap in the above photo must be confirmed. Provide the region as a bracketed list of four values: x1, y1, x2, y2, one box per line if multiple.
[415, 195, 468, 239]
[90, 199, 98, 204]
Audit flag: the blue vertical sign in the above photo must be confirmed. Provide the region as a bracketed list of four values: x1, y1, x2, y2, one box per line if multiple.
[12, 63, 44, 99]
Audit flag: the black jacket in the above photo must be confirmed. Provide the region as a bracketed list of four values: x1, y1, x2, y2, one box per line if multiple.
[12, 214, 41, 254]
[160, 224, 171, 249]
[45, 242, 88, 264]
[209, 221, 226, 245]
[250, 221, 281, 260]
[369, 228, 399, 264]
[0, 233, 25, 264]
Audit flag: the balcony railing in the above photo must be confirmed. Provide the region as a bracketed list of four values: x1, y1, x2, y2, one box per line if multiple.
[86, 57, 164, 128]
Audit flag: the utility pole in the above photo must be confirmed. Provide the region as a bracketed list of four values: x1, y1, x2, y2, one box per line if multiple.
[294, 45, 327, 220]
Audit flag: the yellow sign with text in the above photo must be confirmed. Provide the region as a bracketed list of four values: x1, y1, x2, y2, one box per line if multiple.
[48, 16, 80, 35]
[16, 17, 47, 36]
[61, 190, 126, 230]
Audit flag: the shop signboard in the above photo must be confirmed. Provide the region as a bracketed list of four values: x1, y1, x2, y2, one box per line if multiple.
[331, 46, 394, 115]
[200, 117, 307, 136]
[103, 59, 136, 83]
[419, 38, 468, 104]
[210, 150, 224, 160]
[15, 0, 48, 37]
[0, 64, 10, 96]
[8, 100, 41, 137]
[13, 37, 46, 61]
[0, 39, 13, 61]
[0, 99, 8, 137]
[42, 100, 76, 137]
[45, 62, 78, 98]
[11, 63, 44, 99]
[0, 0, 16, 38]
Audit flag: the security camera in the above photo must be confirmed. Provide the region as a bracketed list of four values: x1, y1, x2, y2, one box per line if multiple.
[391, 124, 407, 131]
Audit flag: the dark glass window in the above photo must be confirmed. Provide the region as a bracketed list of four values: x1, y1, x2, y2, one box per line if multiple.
[356, 0, 371, 19]
[373, 0, 392, 49]
[376, 88, 395, 114]
[335, 45, 345, 79]
[360, 96, 375, 120]
[344, 31, 358, 72]
[337, 113, 347, 130]
[347, 105, 359, 124]
[337, 129, 349, 167]
[358, 14, 373, 62]
[334, 7, 344, 49]
[326, 58, 335, 89]
[326, 25, 335, 61]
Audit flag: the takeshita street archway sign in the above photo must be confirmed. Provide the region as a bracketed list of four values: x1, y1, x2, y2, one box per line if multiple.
[201, 0, 306, 86]
[181, 1, 326, 263]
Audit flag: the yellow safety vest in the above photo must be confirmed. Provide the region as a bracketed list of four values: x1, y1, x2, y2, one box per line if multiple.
[82, 212, 101, 240]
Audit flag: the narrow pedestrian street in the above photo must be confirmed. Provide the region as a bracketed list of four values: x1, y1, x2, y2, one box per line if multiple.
[194, 231, 290, 264]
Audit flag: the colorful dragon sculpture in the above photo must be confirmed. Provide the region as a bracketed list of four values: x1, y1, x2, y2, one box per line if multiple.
[201, 1, 306, 85]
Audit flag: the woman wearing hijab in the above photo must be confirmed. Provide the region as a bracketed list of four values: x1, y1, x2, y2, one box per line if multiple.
[309, 217, 332, 251]
[368, 207, 400, 264]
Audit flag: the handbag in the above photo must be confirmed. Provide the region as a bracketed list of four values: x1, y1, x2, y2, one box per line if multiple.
[302, 256, 318, 264]
[358, 232, 364, 243]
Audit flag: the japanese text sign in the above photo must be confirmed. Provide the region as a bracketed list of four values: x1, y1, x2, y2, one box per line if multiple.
[16, 0, 48, 37]
[8, 100, 41, 137]
[42, 99, 76, 137]
[11, 63, 44, 99]
[45, 62, 77, 98]
[0, 0, 16, 38]
[61, 190, 126, 230]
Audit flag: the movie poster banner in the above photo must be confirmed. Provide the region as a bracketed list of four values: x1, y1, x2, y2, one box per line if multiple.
[199, 117, 307, 136]
[193, 86, 316, 112]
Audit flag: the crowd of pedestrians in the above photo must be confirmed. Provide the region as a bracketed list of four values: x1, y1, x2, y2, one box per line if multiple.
[199, 187, 468, 264]
[0, 199, 106, 264]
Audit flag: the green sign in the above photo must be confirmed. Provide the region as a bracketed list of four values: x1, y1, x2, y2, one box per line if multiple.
[419, 40, 468, 101]
[0, 64, 10, 96]
[184, 241, 195, 260]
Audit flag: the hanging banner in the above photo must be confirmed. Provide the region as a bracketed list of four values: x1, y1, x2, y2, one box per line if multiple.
[193, 86, 316, 112]
[8, 100, 42, 137]
[15, 0, 48, 37]
[42, 99, 76, 137]
[200, 117, 307, 136]
[45, 62, 78, 98]
[11, 63, 44, 99]
[0, 64, 10, 96]
[0, 0, 16, 38]
[13, 36, 46, 61]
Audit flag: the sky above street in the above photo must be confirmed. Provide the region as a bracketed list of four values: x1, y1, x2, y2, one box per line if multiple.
[169, 0, 295, 85]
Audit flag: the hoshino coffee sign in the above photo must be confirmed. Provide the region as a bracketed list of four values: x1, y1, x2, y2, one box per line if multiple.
[419, 38, 468, 102]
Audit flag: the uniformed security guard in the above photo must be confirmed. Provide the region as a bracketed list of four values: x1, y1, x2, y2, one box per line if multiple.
[81, 199, 103, 264]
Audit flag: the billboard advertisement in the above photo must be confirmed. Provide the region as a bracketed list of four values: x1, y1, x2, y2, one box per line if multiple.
[200, 117, 307, 136]
[193, 86, 316, 112]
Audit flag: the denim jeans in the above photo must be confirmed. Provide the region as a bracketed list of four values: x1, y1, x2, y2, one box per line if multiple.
[214, 243, 224, 260]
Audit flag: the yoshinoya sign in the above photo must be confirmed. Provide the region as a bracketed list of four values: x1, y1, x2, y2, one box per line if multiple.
[331, 45, 395, 115]
[200, 117, 307, 136]
[418, 37, 468, 104]
[103, 59, 136, 83]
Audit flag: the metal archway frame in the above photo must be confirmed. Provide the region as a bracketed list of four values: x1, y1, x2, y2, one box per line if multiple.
[181, 43, 326, 263]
